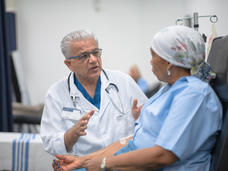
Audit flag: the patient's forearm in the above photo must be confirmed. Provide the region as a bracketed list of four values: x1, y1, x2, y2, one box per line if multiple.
[106, 145, 178, 170]
[82, 136, 133, 161]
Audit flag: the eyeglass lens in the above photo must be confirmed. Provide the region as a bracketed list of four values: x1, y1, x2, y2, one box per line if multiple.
[78, 49, 102, 61]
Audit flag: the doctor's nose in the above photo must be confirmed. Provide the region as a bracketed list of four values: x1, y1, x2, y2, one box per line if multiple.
[88, 54, 98, 63]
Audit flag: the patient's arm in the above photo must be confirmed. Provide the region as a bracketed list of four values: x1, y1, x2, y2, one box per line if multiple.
[105, 145, 178, 171]
[55, 136, 133, 170]
[80, 145, 177, 171]
[83, 135, 132, 160]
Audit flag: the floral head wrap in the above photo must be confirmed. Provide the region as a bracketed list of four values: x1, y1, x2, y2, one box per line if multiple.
[151, 25, 215, 82]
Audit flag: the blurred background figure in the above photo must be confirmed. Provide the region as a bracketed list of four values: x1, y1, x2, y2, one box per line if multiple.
[129, 65, 162, 98]
[129, 65, 149, 93]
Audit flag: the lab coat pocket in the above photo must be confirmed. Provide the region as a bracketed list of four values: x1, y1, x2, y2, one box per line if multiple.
[115, 111, 129, 121]
[115, 111, 134, 135]
[115, 113, 125, 120]
[61, 110, 82, 121]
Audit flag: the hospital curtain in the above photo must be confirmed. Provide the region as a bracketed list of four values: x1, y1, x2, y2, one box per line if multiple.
[0, 0, 13, 132]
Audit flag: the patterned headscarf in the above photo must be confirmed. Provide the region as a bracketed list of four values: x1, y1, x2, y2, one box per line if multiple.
[151, 25, 215, 82]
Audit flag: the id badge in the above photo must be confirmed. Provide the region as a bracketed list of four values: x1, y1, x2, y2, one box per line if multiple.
[62, 107, 82, 121]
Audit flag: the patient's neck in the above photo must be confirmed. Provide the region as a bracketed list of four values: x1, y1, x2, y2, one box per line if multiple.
[168, 67, 190, 85]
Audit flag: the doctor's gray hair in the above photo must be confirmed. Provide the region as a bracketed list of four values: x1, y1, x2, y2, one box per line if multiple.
[60, 30, 98, 58]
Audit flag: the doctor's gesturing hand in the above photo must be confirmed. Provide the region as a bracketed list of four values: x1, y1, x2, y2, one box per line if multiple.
[64, 110, 95, 152]
[131, 99, 143, 120]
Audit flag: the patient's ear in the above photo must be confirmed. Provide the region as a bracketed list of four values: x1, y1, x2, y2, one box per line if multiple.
[167, 63, 173, 70]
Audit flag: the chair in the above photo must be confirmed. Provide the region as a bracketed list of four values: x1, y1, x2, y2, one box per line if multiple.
[12, 103, 44, 133]
[207, 36, 228, 171]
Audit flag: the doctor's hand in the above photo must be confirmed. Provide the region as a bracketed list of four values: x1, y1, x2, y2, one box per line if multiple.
[74, 110, 95, 136]
[132, 99, 143, 120]
[64, 110, 95, 152]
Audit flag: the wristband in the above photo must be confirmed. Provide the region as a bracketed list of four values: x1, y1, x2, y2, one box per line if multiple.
[100, 157, 106, 171]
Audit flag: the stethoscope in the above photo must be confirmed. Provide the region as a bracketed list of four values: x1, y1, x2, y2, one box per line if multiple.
[67, 69, 125, 114]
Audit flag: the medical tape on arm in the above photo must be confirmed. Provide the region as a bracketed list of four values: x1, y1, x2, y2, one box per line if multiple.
[119, 134, 133, 145]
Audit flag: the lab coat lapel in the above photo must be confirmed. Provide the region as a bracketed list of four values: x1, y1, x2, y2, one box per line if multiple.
[69, 73, 80, 97]
[99, 70, 111, 117]
[69, 72, 96, 111]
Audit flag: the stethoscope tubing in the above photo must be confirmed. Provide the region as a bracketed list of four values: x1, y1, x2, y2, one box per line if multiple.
[67, 69, 109, 93]
[67, 69, 124, 113]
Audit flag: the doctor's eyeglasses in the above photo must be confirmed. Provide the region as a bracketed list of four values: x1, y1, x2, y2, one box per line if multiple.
[67, 48, 102, 62]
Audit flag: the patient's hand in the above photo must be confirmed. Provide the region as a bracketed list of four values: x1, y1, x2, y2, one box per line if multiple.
[132, 99, 143, 120]
[55, 154, 82, 171]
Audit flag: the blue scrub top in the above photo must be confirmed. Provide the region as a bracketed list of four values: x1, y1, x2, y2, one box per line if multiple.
[74, 74, 101, 109]
[133, 76, 222, 171]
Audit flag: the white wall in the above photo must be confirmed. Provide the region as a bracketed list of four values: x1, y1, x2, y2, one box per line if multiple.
[6, 0, 228, 104]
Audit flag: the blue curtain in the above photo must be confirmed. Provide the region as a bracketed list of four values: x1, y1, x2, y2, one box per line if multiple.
[0, 0, 13, 132]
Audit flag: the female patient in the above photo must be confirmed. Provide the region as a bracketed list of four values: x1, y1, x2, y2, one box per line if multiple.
[54, 25, 222, 171]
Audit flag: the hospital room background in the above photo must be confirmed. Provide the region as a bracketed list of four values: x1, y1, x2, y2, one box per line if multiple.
[5, 0, 228, 105]
[1, 0, 228, 170]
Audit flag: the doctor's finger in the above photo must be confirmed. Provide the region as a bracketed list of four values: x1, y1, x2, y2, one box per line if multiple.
[139, 104, 143, 110]
[85, 110, 95, 118]
[80, 111, 94, 122]
[79, 128, 87, 136]
[79, 131, 87, 136]
[132, 99, 138, 108]
[80, 125, 88, 131]
[78, 124, 88, 131]
[79, 119, 89, 126]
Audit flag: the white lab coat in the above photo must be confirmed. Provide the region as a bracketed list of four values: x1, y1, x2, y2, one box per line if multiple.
[40, 69, 148, 156]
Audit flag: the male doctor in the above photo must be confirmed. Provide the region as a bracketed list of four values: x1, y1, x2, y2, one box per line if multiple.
[40, 30, 147, 157]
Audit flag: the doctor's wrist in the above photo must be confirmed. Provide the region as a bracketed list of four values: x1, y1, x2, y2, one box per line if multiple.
[64, 130, 79, 152]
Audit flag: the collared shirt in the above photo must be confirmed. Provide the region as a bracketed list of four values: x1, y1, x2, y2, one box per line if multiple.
[74, 74, 101, 109]
[133, 76, 222, 171]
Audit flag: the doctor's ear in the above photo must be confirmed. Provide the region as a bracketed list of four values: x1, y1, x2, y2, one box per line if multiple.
[64, 59, 72, 67]
[64, 59, 74, 71]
